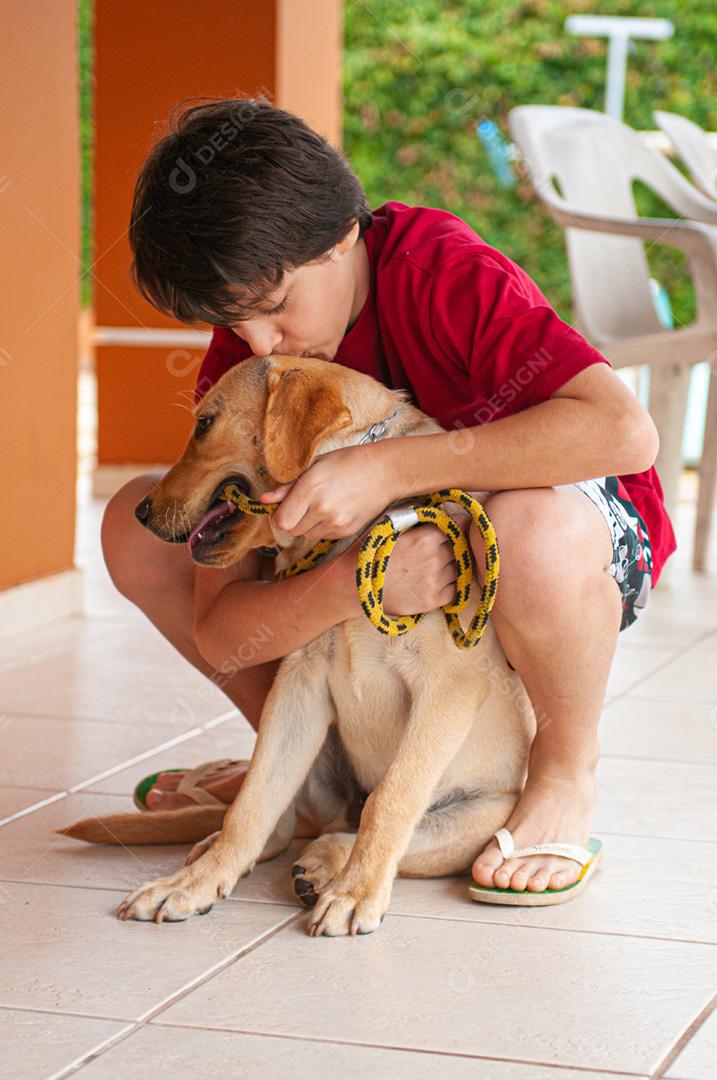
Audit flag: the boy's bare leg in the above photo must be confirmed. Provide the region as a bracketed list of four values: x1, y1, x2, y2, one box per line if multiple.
[101, 474, 280, 810]
[469, 485, 623, 893]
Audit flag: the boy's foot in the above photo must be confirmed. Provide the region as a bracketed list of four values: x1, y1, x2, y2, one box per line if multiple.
[144, 761, 249, 810]
[472, 770, 597, 892]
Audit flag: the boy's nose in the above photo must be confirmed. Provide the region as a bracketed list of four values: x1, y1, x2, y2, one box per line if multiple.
[241, 328, 284, 356]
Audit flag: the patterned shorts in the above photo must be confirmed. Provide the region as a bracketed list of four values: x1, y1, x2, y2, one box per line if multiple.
[574, 476, 653, 632]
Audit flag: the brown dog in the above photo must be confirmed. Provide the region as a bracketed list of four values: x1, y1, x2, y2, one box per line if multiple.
[59, 355, 535, 935]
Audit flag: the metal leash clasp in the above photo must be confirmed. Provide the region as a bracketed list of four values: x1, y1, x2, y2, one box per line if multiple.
[385, 505, 420, 533]
[357, 409, 398, 445]
[358, 419, 388, 444]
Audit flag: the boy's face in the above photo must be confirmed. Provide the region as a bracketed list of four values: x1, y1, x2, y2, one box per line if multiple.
[227, 220, 369, 362]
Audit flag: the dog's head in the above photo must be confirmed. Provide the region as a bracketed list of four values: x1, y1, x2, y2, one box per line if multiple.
[134, 354, 407, 568]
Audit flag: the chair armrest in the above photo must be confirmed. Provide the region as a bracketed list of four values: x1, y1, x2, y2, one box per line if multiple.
[544, 205, 717, 328]
[548, 204, 715, 252]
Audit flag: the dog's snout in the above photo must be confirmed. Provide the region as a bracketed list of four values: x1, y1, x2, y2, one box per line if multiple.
[135, 496, 152, 525]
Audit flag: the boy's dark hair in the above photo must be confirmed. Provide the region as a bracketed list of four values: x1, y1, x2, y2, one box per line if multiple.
[129, 96, 372, 325]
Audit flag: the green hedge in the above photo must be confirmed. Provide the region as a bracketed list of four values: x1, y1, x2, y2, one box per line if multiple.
[344, 0, 717, 326]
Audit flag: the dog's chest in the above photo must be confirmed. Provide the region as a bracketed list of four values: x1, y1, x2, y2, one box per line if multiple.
[325, 619, 433, 787]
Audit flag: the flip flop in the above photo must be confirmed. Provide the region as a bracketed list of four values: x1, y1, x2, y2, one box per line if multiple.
[469, 827, 604, 906]
[133, 758, 250, 811]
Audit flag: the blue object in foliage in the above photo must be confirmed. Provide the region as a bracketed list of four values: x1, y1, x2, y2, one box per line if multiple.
[476, 119, 517, 189]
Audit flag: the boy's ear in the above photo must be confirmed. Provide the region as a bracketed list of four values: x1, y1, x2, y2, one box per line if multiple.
[262, 367, 353, 483]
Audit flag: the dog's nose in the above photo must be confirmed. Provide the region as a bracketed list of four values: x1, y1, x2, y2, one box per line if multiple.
[135, 496, 152, 525]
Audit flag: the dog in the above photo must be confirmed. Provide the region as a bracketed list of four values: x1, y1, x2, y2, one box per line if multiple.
[59, 355, 536, 936]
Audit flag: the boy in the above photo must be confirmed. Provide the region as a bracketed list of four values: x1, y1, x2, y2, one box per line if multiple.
[105, 97, 675, 899]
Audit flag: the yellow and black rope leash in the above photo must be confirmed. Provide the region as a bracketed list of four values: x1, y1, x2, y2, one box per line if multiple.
[217, 483, 499, 651]
[355, 489, 499, 650]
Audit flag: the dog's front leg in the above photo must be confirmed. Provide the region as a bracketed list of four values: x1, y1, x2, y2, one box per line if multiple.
[117, 645, 336, 923]
[308, 681, 478, 937]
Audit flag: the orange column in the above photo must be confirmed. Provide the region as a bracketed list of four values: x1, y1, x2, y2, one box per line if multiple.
[276, 0, 343, 148]
[0, 3, 80, 596]
[93, 0, 343, 492]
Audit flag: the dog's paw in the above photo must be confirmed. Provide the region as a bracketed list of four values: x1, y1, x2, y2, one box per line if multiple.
[292, 832, 355, 908]
[115, 864, 235, 923]
[306, 879, 391, 937]
[185, 831, 221, 866]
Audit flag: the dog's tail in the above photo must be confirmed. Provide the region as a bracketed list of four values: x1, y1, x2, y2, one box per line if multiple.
[54, 805, 228, 846]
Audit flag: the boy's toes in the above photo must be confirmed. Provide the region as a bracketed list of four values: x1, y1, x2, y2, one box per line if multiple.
[144, 788, 163, 810]
[493, 861, 519, 888]
[144, 772, 184, 809]
[471, 843, 504, 886]
[507, 865, 531, 892]
[527, 872, 549, 891]
[550, 868, 576, 890]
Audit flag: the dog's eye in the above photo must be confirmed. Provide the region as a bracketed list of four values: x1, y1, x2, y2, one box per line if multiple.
[194, 415, 215, 439]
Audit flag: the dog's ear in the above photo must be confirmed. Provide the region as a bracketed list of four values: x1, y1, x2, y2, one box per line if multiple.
[263, 367, 353, 482]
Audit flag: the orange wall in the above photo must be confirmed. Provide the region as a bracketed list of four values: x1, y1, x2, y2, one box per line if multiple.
[94, 0, 343, 468]
[0, 3, 79, 590]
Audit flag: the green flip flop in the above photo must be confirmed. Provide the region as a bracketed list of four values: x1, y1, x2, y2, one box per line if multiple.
[469, 829, 604, 907]
[132, 758, 248, 812]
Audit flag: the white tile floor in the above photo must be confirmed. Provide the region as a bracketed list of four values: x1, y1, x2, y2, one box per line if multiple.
[1, 465, 716, 1079]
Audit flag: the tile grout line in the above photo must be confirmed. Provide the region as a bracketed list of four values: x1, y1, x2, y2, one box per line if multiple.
[0, 996, 655, 1079]
[599, 753, 717, 766]
[0, 1003, 138, 1024]
[594, 828, 717, 844]
[612, 693, 717, 705]
[66, 706, 241, 794]
[0, 1003, 652, 1080]
[0, 876, 302, 912]
[388, 909, 717, 946]
[0, 612, 236, 673]
[0, 704, 244, 728]
[0, 708, 219, 727]
[1, 877, 715, 948]
[0, 626, 120, 675]
[0, 708, 246, 826]
[606, 628, 717, 701]
[0, 614, 95, 650]
[45, 1023, 137, 1080]
[135, 1020, 657, 1077]
[65, 727, 206, 794]
[650, 991, 717, 1079]
[0, 791, 68, 826]
[50, 910, 306, 1080]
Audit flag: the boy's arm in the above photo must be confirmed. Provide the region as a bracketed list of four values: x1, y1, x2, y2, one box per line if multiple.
[193, 543, 363, 671]
[377, 363, 659, 500]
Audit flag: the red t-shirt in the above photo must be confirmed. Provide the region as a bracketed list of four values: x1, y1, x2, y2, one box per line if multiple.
[194, 200, 676, 585]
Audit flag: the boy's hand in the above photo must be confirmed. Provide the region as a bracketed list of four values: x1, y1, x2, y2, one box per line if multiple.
[261, 444, 398, 543]
[260, 443, 478, 618]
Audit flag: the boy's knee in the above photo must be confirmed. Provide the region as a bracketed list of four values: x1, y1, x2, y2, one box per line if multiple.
[471, 489, 555, 577]
[469, 489, 573, 617]
[101, 472, 166, 598]
[470, 487, 614, 623]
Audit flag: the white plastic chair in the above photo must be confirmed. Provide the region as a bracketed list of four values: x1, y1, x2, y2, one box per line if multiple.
[508, 105, 717, 572]
[654, 111, 717, 201]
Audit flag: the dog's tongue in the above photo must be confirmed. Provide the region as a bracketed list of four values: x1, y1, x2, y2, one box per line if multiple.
[188, 501, 236, 552]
